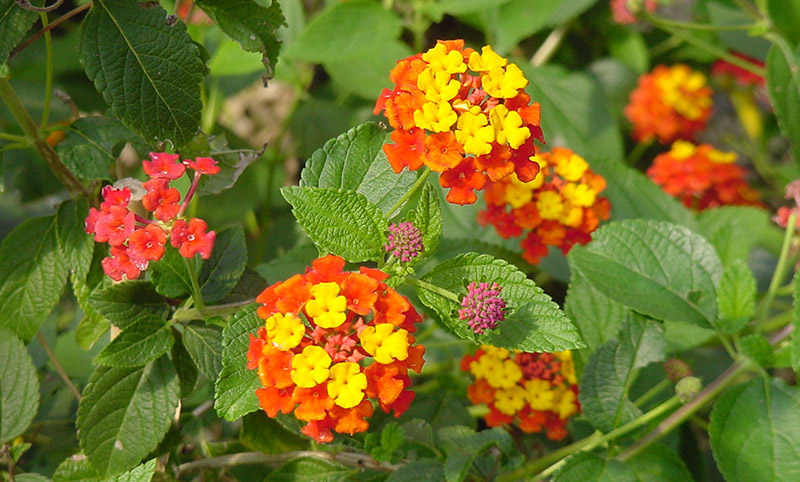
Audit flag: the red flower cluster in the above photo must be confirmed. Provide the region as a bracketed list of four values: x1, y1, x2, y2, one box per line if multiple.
[461, 346, 580, 440]
[610, 0, 658, 24]
[647, 141, 762, 210]
[375, 39, 544, 205]
[85, 153, 218, 281]
[247, 255, 425, 443]
[479, 147, 610, 264]
[625, 64, 713, 144]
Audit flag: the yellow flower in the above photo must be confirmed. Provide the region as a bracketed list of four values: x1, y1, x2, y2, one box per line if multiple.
[489, 104, 530, 149]
[360, 324, 410, 364]
[554, 153, 588, 182]
[494, 385, 527, 415]
[561, 183, 597, 208]
[482, 63, 527, 98]
[305, 282, 347, 329]
[327, 362, 367, 408]
[265, 312, 305, 350]
[414, 101, 458, 133]
[486, 358, 523, 390]
[417, 67, 461, 103]
[670, 140, 696, 160]
[503, 181, 534, 209]
[552, 384, 579, 419]
[291, 345, 332, 388]
[422, 42, 467, 74]
[455, 107, 494, 156]
[556, 351, 578, 385]
[468, 45, 507, 72]
[536, 191, 565, 221]
[525, 379, 555, 411]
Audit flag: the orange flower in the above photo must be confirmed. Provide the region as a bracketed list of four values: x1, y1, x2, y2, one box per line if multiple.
[256, 386, 294, 417]
[293, 384, 335, 421]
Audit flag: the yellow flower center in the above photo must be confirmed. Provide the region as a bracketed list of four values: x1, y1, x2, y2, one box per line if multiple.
[327, 362, 367, 408]
[455, 107, 494, 156]
[360, 323, 410, 364]
[417, 67, 461, 103]
[486, 358, 523, 390]
[305, 282, 347, 329]
[265, 312, 305, 350]
[561, 183, 597, 208]
[525, 379, 555, 411]
[554, 153, 588, 182]
[536, 191, 565, 221]
[291, 345, 332, 388]
[494, 385, 527, 415]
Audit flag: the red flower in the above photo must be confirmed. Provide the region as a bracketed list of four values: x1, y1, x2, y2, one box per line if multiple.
[184, 156, 220, 175]
[143, 152, 185, 179]
[142, 178, 181, 221]
[127, 224, 167, 265]
[439, 158, 486, 205]
[171, 218, 216, 259]
[101, 245, 142, 281]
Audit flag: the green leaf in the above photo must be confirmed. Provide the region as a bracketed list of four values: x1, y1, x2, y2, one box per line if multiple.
[0, 0, 39, 64]
[240, 412, 308, 454]
[568, 219, 721, 328]
[767, 41, 800, 171]
[88, 281, 169, 329]
[439, 426, 517, 482]
[697, 206, 770, 265]
[53, 455, 102, 482]
[793, 270, 800, 373]
[326, 40, 412, 100]
[193, 134, 262, 197]
[214, 304, 261, 420]
[74, 278, 111, 350]
[55, 116, 146, 181]
[182, 322, 223, 379]
[198, 225, 247, 303]
[281, 186, 388, 263]
[77, 357, 179, 476]
[0, 327, 40, 445]
[417, 252, 584, 352]
[93, 316, 174, 367]
[579, 315, 666, 433]
[149, 245, 192, 299]
[255, 244, 317, 285]
[767, 0, 800, 46]
[739, 334, 774, 367]
[709, 378, 800, 482]
[716, 259, 757, 334]
[564, 269, 628, 352]
[299, 122, 417, 214]
[194, 0, 285, 80]
[263, 457, 353, 481]
[170, 335, 198, 397]
[490, 1, 562, 55]
[407, 183, 442, 260]
[627, 444, 693, 482]
[79, 0, 204, 147]
[606, 26, 649, 74]
[553, 452, 636, 482]
[366, 422, 405, 462]
[0, 215, 68, 341]
[422, 0, 511, 20]
[385, 459, 445, 482]
[56, 199, 95, 284]
[15, 475, 52, 482]
[109, 459, 156, 482]
[398, 391, 476, 434]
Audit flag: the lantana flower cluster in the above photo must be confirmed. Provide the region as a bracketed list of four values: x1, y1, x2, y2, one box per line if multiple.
[647, 141, 762, 210]
[85, 153, 218, 281]
[375, 39, 545, 205]
[625, 64, 713, 144]
[479, 147, 611, 265]
[610, 0, 658, 25]
[461, 346, 580, 440]
[247, 255, 425, 443]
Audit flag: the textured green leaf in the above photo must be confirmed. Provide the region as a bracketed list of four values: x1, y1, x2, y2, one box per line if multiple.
[422, 0, 510, 20]
[170, 335, 198, 397]
[564, 269, 628, 351]
[439, 426, 517, 482]
[710, 378, 800, 482]
[264, 457, 353, 481]
[79, 0, 204, 147]
[281, 186, 388, 263]
[793, 270, 800, 373]
[407, 183, 442, 260]
[365, 422, 405, 462]
[697, 206, 770, 265]
[77, 357, 179, 476]
[0, 215, 68, 341]
[57, 199, 95, 284]
[182, 322, 223, 379]
[199, 225, 247, 303]
[74, 277, 111, 350]
[240, 412, 308, 454]
[553, 452, 636, 482]
[767, 0, 800, 46]
[716, 259, 757, 334]
[767, 41, 800, 171]
[418, 252, 584, 352]
[386, 458, 445, 482]
[94, 316, 174, 367]
[15, 474, 52, 482]
[214, 304, 261, 420]
[739, 334, 774, 367]
[579, 315, 665, 433]
[195, 0, 284, 80]
[299, 122, 417, 214]
[88, 281, 169, 329]
[109, 459, 156, 482]
[0, 0, 39, 64]
[55, 116, 146, 181]
[149, 245, 192, 299]
[568, 219, 721, 327]
[400, 391, 476, 433]
[53, 455, 102, 482]
[0, 327, 40, 445]
[627, 444, 693, 482]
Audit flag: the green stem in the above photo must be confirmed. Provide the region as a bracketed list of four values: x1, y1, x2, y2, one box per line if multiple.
[387, 167, 431, 218]
[405, 276, 461, 302]
[40, 12, 54, 132]
[173, 299, 255, 322]
[201, 77, 220, 134]
[761, 309, 793, 333]
[36, 332, 82, 401]
[625, 139, 653, 166]
[644, 13, 759, 31]
[530, 22, 569, 67]
[0, 132, 28, 143]
[184, 256, 206, 311]
[634, 378, 671, 407]
[754, 213, 796, 333]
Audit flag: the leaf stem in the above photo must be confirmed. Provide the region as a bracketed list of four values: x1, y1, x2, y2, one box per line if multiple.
[36, 332, 82, 401]
[40, 12, 54, 132]
[405, 276, 461, 302]
[183, 256, 206, 311]
[754, 213, 796, 333]
[530, 22, 569, 67]
[387, 166, 431, 218]
[625, 139, 652, 166]
[634, 378, 671, 407]
[0, 132, 28, 143]
[177, 450, 400, 475]
[173, 299, 256, 322]
[643, 12, 760, 31]
[10, 2, 93, 59]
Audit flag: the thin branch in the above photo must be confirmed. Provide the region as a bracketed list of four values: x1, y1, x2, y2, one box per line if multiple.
[530, 23, 569, 67]
[177, 451, 401, 475]
[10, 2, 92, 59]
[36, 332, 82, 401]
[15, 0, 64, 12]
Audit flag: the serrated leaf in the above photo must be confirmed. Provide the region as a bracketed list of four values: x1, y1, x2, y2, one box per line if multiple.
[367, 422, 405, 462]
[94, 316, 174, 367]
[0, 0, 39, 63]
[739, 334, 774, 367]
[439, 426, 517, 482]
[149, 245, 192, 299]
[0, 327, 40, 444]
[627, 444, 693, 482]
[709, 378, 800, 482]
[568, 219, 721, 328]
[697, 206, 770, 264]
[417, 252, 583, 352]
[182, 322, 223, 379]
[386, 458, 445, 482]
[110, 459, 156, 482]
[579, 315, 665, 433]
[74, 278, 111, 351]
[53, 455, 102, 482]
[407, 183, 442, 259]
[88, 281, 169, 329]
[195, 0, 285, 80]
[78, 357, 179, 476]
[79, 0, 204, 147]
[299, 122, 417, 214]
[767, 41, 800, 171]
[0, 215, 68, 341]
[264, 457, 353, 482]
[214, 304, 261, 420]
[281, 186, 388, 263]
[553, 452, 636, 482]
[57, 199, 95, 284]
[198, 225, 247, 303]
[716, 259, 756, 334]
[55, 116, 147, 181]
[564, 269, 628, 351]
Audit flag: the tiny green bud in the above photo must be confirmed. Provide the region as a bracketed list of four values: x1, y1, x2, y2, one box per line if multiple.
[675, 376, 702, 403]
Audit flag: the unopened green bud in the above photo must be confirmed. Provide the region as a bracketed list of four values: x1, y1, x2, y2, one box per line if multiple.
[675, 376, 702, 403]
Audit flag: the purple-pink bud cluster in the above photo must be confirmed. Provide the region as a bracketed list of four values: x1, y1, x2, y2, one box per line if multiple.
[384, 222, 424, 262]
[459, 282, 506, 334]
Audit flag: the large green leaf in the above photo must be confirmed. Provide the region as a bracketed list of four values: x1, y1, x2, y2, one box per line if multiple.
[0, 215, 68, 341]
[198, 225, 247, 303]
[417, 252, 584, 352]
[214, 304, 261, 421]
[579, 315, 665, 433]
[77, 357, 179, 476]
[553, 452, 636, 482]
[56, 198, 95, 283]
[568, 219, 721, 327]
[767, 41, 800, 171]
[52, 455, 101, 482]
[0, 0, 39, 63]
[0, 327, 40, 445]
[299, 122, 417, 214]
[564, 269, 628, 352]
[281, 186, 388, 263]
[709, 378, 800, 482]
[767, 0, 800, 46]
[406, 182, 442, 259]
[696, 206, 770, 265]
[263, 457, 353, 481]
[111, 459, 156, 482]
[149, 245, 192, 299]
[325, 40, 412, 100]
[88, 281, 169, 329]
[182, 322, 223, 379]
[79, 0, 204, 147]
[386, 459, 445, 482]
[627, 444, 693, 482]
[439, 426, 517, 482]
[93, 316, 174, 367]
[716, 259, 757, 335]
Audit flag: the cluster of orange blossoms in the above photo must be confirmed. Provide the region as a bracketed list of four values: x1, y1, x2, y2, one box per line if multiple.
[374, 39, 544, 204]
[247, 255, 425, 443]
[461, 346, 580, 440]
[625, 64, 713, 144]
[647, 141, 762, 210]
[479, 147, 611, 264]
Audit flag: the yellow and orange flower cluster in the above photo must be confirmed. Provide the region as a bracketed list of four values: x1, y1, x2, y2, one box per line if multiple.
[247, 255, 425, 443]
[375, 39, 545, 205]
[461, 346, 580, 440]
[647, 141, 762, 210]
[479, 147, 611, 265]
[625, 64, 713, 144]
